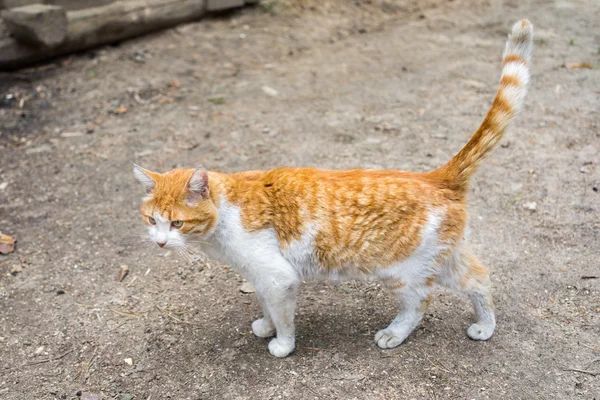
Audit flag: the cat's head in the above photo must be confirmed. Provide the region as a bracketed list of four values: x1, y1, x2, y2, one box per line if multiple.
[133, 165, 218, 248]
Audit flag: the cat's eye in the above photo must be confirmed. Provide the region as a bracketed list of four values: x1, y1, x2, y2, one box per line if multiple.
[171, 220, 183, 228]
[148, 217, 156, 225]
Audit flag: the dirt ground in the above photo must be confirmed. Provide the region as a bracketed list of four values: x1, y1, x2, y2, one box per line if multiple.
[1, 0, 599, 399]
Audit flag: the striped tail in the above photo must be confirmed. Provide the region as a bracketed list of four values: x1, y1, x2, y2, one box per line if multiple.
[438, 19, 533, 190]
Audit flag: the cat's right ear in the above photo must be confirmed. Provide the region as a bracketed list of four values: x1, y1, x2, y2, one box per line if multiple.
[186, 166, 210, 205]
[133, 164, 156, 194]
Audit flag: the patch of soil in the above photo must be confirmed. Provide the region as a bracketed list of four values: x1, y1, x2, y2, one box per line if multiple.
[0, 0, 599, 399]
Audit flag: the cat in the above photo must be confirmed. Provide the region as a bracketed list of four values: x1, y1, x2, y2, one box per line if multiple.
[133, 20, 533, 357]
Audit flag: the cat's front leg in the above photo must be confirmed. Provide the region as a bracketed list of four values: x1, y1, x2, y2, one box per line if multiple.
[251, 258, 299, 358]
[251, 292, 275, 338]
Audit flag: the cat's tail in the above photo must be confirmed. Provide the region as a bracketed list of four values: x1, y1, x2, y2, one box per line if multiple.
[436, 19, 533, 191]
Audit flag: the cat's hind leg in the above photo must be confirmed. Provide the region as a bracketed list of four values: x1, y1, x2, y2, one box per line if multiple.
[440, 251, 496, 340]
[374, 278, 433, 349]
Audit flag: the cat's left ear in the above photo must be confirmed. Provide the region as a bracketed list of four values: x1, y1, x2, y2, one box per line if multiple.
[186, 166, 210, 204]
[133, 164, 157, 194]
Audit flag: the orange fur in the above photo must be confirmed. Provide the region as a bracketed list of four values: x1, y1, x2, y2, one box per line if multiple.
[502, 53, 526, 66]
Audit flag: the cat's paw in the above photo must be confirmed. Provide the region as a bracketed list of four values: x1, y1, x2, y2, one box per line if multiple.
[268, 337, 295, 358]
[252, 318, 276, 338]
[374, 328, 408, 349]
[467, 323, 495, 341]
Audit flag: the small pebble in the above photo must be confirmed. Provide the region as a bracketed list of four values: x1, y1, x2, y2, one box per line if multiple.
[239, 282, 255, 293]
[262, 86, 278, 97]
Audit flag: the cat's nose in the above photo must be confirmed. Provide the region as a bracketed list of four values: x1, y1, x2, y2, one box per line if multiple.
[157, 241, 166, 248]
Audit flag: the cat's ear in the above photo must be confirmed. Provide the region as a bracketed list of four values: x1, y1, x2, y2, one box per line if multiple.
[186, 166, 210, 204]
[133, 164, 157, 194]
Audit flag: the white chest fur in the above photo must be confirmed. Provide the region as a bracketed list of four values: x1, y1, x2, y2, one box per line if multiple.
[199, 200, 282, 276]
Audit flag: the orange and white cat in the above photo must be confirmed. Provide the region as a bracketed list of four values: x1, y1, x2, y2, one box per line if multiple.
[134, 20, 533, 357]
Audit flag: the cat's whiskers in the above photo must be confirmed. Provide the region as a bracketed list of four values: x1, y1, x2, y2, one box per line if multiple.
[165, 239, 203, 265]
[173, 247, 189, 262]
[184, 239, 213, 247]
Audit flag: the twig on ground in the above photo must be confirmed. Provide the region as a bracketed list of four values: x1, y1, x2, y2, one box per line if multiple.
[108, 321, 128, 332]
[24, 349, 74, 366]
[84, 351, 97, 381]
[126, 276, 138, 287]
[298, 381, 321, 398]
[563, 368, 600, 376]
[584, 359, 600, 369]
[426, 354, 453, 374]
[74, 348, 98, 381]
[107, 307, 147, 317]
[582, 344, 600, 352]
[302, 346, 332, 352]
[155, 305, 200, 325]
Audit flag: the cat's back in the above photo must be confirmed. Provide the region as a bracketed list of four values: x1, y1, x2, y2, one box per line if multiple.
[259, 167, 456, 207]
[226, 167, 463, 272]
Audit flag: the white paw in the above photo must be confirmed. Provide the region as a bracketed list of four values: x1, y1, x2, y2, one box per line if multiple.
[252, 318, 276, 338]
[268, 337, 295, 358]
[374, 328, 408, 349]
[467, 323, 495, 340]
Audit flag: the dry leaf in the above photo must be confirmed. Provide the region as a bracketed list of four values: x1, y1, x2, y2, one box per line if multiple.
[115, 106, 128, 114]
[566, 62, 592, 69]
[0, 233, 15, 254]
[116, 265, 129, 282]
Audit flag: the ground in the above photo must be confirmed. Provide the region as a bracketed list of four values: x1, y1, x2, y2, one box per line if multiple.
[0, 0, 599, 399]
